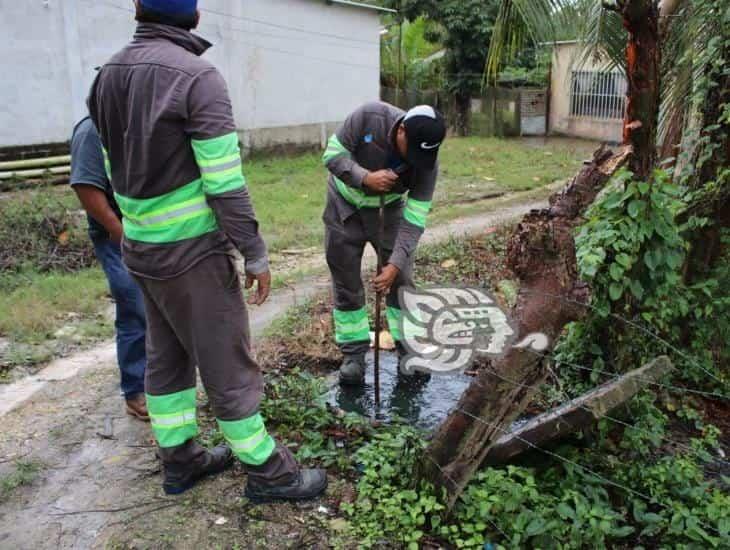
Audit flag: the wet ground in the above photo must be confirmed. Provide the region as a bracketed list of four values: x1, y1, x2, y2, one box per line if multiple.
[328, 351, 472, 430]
[0, 197, 553, 548]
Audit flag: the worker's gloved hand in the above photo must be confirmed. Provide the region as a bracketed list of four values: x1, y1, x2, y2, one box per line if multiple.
[364, 169, 398, 193]
[245, 270, 272, 306]
[373, 264, 400, 294]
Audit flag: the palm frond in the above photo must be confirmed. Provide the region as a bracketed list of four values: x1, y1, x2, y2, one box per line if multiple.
[485, 0, 576, 83]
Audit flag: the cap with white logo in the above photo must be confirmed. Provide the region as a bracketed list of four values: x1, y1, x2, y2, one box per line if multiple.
[402, 105, 447, 170]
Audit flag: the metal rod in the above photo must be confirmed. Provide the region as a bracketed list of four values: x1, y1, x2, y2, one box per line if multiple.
[373, 193, 385, 411]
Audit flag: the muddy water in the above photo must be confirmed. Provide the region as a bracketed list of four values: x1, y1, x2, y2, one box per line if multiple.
[327, 351, 472, 430]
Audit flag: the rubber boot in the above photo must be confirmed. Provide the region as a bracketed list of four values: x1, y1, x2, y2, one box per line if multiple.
[339, 353, 366, 386]
[162, 444, 234, 495]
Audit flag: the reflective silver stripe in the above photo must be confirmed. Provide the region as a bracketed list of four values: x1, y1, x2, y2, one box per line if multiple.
[229, 428, 268, 453]
[199, 158, 241, 174]
[126, 201, 209, 227]
[151, 410, 196, 427]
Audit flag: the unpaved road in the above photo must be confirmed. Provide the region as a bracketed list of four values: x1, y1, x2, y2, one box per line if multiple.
[0, 196, 547, 549]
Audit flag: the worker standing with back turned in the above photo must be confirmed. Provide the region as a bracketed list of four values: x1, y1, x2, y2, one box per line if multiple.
[322, 102, 446, 386]
[88, 0, 326, 500]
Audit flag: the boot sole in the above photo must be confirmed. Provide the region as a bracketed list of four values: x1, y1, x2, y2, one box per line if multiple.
[163, 454, 234, 495]
[338, 375, 365, 386]
[244, 477, 328, 504]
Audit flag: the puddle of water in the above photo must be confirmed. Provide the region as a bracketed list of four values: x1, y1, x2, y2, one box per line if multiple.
[326, 351, 472, 430]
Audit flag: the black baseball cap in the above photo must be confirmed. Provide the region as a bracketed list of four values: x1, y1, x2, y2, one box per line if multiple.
[403, 105, 447, 170]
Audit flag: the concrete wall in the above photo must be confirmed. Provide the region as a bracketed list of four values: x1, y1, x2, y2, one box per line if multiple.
[0, 0, 381, 151]
[519, 89, 547, 136]
[549, 42, 624, 143]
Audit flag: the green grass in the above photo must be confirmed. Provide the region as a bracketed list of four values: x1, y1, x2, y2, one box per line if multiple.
[0, 268, 109, 344]
[0, 459, 43, 498]
[0, 136, 595, 370]
[246, 136, 595, 253]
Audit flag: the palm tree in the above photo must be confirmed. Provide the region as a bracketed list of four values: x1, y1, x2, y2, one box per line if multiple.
[484, 0, 726, 183]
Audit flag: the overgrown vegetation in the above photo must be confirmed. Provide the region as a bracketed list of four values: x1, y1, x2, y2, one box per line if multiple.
[0, 459, 43, 498]
[0, 137, 588, 374]
[0, 187, 93, 273]
[249, 215, 728, 547]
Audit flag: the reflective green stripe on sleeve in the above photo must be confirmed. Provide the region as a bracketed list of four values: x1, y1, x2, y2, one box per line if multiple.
[191, 132, 246, 195]
[322, 134, 350, 164]
[115, 178, 219, 243]
[147, 388, 198, 448]
[333, 307, 370, 344]
[217, 413, 276, 466]
[403, 197, 432, 229]
[334, 177, 402, 209]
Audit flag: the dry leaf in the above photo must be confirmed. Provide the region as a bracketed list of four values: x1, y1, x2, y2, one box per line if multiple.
[441, 259, 457, 269]
[57, 230, 69, 245]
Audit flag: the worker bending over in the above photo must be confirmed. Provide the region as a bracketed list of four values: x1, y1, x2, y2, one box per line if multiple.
[88, 0, 326, 500]
[323, 102, 446, 385]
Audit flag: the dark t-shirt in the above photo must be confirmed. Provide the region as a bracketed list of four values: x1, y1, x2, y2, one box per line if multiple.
[70, 117, 123, 240]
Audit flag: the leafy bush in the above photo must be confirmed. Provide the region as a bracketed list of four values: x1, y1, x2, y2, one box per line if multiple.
[563, 168, 728, 388]
[342, 428, 444, 549]
[344, 392, 729, 548]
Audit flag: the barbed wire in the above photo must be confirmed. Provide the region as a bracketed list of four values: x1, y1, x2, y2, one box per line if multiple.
[471, 364, 729, 467]
[524, 347, 730, 401]
[521, 289, 727, 386]
[452, 406, 724, 539]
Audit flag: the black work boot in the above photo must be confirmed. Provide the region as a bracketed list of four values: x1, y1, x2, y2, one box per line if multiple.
[163, 444, 234, 495]
[339, 353, 366, 386]
[396, 343, 431, 383]
[245, 468, 328, 503]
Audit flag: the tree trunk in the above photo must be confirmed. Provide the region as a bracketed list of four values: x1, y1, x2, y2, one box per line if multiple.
[453, 91, 471, 136]
[619, 0, 661, 179]
[419, 145, 631, 511]
[682, 41, 730, 283]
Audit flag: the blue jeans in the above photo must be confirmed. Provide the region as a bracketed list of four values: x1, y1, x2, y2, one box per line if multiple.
[92, 237, 147, 399]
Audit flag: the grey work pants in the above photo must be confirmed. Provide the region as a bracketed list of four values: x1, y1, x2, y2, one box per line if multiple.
[323, 197, 414, 355]
[133, 253, 297, 486]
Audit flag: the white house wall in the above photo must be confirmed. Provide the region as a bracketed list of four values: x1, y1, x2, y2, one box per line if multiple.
[549, 43, 624, 143]
[0, 0, 381, 150]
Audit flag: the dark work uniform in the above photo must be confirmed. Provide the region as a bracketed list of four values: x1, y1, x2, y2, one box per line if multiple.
[88, 22, 296, 484]
[322, 102, 438, 355]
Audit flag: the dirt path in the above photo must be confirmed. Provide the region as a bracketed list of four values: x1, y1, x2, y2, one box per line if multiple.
[0, 196, 547, 549]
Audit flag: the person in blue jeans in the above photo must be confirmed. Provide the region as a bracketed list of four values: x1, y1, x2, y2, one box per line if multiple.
[70, 116, 149, 421]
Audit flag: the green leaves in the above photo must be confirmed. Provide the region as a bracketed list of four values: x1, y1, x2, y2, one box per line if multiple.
[609, 282, 624, 301]
[576, 168, 689, 308]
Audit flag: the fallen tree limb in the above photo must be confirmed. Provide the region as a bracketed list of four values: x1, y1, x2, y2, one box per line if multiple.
[419, 144, 632, 511]
[484, 356, 673, 465]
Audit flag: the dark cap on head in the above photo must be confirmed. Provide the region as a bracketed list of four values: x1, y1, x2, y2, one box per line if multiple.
[403, 105, 446, 170]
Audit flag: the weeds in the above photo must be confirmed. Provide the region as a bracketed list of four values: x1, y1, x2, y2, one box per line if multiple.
[0, 268, 109, 343]
[0, 459, 43, 498]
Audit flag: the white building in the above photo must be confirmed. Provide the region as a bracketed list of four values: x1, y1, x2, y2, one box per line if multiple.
[0, 0, 389, 152]
[549, 41, 627, 143]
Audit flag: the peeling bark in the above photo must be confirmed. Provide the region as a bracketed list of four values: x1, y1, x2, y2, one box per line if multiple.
[420, 145, 631, 510]
[619, 0, 661, 179]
